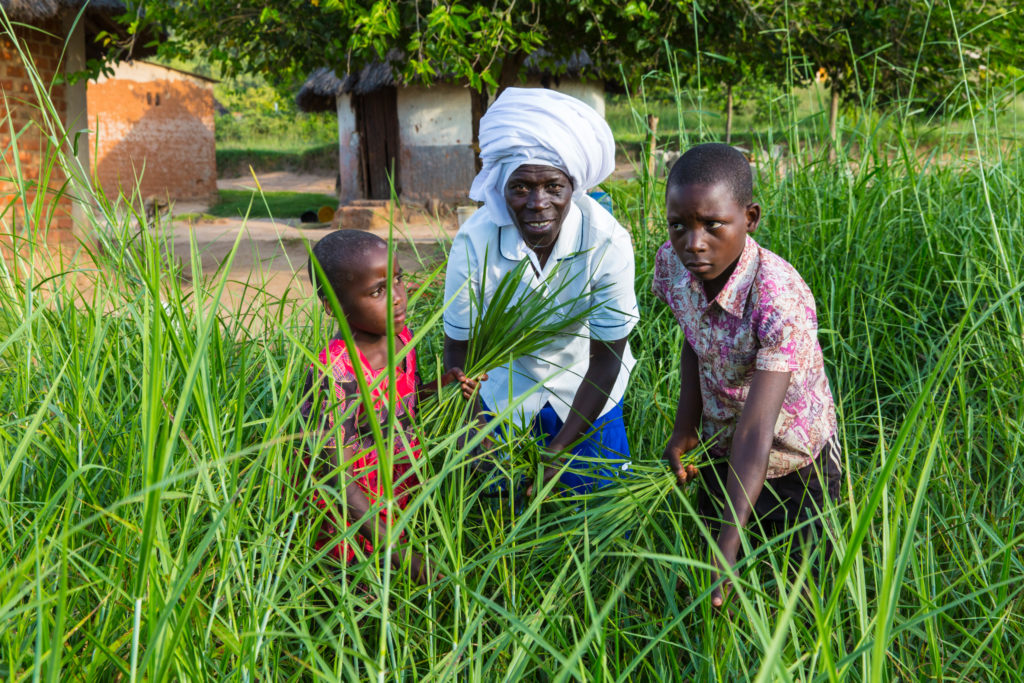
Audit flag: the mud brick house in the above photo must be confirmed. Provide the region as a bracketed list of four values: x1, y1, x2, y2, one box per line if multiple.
[1, 0, 147, 249]
[89, 60, 218, 204]
[296, 52, 606, 207]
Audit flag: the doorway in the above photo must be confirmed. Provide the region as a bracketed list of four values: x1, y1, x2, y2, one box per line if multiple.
[355, 87, 401, 200]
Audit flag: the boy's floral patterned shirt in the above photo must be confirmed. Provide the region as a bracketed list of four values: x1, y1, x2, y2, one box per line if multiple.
[652, 236, 839, 478]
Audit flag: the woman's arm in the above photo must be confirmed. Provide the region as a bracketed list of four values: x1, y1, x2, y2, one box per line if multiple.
[526, 337, 626, 496]
[710, 368, 790, 607]
[443, 335, 469, 376]
[664, 340, 702, 485]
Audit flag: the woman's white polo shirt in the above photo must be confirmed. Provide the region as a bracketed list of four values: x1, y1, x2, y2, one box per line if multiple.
[443, 194, 639, 427]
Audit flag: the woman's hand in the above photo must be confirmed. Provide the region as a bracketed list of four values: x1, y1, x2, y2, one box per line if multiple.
[524, 456, 563, 499]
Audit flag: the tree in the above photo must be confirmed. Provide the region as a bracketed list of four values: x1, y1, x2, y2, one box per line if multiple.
[742, 0, 1021, 157]
[663, 1, 1021, 159]
[135, 1, 690, 96]
[672, 1, 786, 144]
[133, 0, 698, 169]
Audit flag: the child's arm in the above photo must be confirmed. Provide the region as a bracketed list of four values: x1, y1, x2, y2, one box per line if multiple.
[710, 368, 790, 608]
[418, 364, 488, 402]
[663, 339, 702, 485]
[326, 444, 440, 585]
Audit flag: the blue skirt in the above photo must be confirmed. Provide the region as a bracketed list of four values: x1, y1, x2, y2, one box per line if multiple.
[482, 401, 632, 495]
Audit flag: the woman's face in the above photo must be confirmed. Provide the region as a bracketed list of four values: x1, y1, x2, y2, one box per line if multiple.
[504, 165, 573, 257]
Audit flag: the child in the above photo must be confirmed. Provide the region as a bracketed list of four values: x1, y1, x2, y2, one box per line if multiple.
[652, 143, 841, 608]
[300, 229, 477, 584]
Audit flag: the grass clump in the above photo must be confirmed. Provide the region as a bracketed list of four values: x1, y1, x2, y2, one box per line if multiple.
[216, 142, 339, 178]
[2, 10, 1024, 681]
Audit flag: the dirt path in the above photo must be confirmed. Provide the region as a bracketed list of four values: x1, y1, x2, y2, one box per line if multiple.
[170, 164, 636, 310]
[169, 171, 458, 309]
[217, 172, 337, 195]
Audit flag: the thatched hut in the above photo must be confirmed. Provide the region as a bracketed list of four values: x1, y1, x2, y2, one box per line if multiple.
[296, 52, 606, 206]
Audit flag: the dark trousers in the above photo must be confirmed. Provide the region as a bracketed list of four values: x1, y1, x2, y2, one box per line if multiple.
[696, 440, 841, 563]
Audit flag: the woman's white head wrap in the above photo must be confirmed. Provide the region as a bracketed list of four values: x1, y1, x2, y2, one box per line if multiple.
[469, 87, 616, 226]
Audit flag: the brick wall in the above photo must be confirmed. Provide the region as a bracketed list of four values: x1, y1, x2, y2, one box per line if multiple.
[1, 18, 75, 251]
[89, 65, 218, 203]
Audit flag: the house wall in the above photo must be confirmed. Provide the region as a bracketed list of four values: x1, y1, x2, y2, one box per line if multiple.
[333, 81, 606, 207]
[521, 79, 605, 118]
[396, 84, 475, 204]
[1, 18, 75, 251]
[336, 93, 360, 204]
[89, 61, 217, 203]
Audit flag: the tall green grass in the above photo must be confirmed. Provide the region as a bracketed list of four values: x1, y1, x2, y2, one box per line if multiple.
[3, 8, 1024, 681]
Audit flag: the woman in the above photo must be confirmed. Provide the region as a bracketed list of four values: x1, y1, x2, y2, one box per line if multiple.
[443, 87, 639, 496]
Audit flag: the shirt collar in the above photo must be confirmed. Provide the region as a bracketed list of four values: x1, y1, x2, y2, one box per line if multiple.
[688, 235, 759, 318]
[499, 201, 584, 271]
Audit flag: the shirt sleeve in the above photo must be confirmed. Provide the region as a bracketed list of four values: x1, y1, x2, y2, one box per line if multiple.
[588, 226, 639, 342]
[443, 229, 477, 341]
[651, 241, 672, 304]
[755, 284, 816, 374]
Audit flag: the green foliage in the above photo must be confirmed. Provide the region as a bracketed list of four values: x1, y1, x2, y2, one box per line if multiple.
[4, 12, 1024, 681]
[215, 144, 339, 178]
[215, 112, 338, 149]
[741, 0, 1021, 110]
[135, 0, 687, 93]
[627, 1, 1024, 126]
[463, 259, 606, 379]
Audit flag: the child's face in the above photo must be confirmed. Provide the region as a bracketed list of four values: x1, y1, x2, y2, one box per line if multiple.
[666, 181, 760, 289]
[335, 246, 407, 337]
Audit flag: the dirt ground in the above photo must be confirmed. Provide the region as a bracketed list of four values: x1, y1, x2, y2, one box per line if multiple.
[170, 163, 639, 313]
[168, 172, 458, 313]
[217, 172, 337, 195]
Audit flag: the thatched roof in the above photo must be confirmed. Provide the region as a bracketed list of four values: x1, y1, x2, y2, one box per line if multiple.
[0, 0, 126, 22]
[0, 0, 157, 60]
[296, 50, 596, 113]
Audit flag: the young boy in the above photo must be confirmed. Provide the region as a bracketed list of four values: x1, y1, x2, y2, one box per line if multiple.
[652, 143, 841, 607]
[300, 229, 477, 584]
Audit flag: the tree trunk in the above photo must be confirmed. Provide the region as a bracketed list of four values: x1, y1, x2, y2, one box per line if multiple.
[470, 86, 488, 174]
[725, 83, 734, 144]
[828, 85, 839, 163]
[470, 53, 529, 173]
[496, 52, 527, 98]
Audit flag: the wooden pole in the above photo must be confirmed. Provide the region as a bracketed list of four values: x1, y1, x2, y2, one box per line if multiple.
[829, 85, 839, 163]
[647, 114, 659, 179]
[725, 83, 734, 144]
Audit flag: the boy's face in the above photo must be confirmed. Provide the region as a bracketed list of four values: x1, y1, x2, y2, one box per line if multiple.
[504, 165, 573, 254]
[334, 245, 407, 337]
[666, 181, 760, 290]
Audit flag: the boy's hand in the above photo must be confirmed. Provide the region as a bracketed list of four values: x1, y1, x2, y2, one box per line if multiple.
[709, 530, 740, 610]
[664, 438, 699, 487]
[441, 367, 488, 400]
[709, 562, 731, 609]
